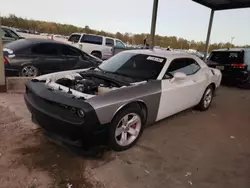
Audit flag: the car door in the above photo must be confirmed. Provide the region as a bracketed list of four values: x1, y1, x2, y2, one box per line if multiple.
[104, 38, 115, 59]
[31, 43, 64, 74]
[60, 45, 93, 70]
[115, 40, 126, 49]
[156, 58, 202, 121]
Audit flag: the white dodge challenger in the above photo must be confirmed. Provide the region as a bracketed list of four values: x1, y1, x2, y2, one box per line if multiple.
[24, 50, 222, 151]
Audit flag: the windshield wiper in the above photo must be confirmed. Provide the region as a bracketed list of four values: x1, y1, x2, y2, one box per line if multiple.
[95, 66, 106, 72]
[110, 72, 128, 77]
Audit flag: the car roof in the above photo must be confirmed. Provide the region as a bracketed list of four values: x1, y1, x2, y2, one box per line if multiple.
[70, 33, 116, 40]
[19, 38, 67, 45]
[212, 48, 250, 52]
[3, 38, 74, 52]
[121, 49, 198, 59]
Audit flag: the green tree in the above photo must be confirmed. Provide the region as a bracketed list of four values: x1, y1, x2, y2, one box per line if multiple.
[1, 14, 246, 52]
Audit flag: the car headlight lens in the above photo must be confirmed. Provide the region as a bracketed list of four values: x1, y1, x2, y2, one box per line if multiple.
[77, 109, 85, 117]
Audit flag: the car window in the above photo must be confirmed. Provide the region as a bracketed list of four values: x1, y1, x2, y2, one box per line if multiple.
[80, 34, 103, 45]
[68, 34, 81, 43]
[115, 40, 125, 48]
[7, 29, 20, 39]
[166, 58, 200, 76]
[31, 43, 59, 56]
[2, 28, 20, 39]
[105, 38, 114, 46]
[61, 45, 81, 56]
[1, 28, 13, 38]
[99, 53, 166, 80]
[209, 51, 244, 64]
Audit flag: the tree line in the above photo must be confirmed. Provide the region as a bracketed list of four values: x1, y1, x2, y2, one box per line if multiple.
[2, 14, 249, 52]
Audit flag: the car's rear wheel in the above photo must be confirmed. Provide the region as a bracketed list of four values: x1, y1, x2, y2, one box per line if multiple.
[196, 85, 214, 111]
[109, 106, 144, 151]
[19, 65, 40, 77]
[91, 51, 102, 59]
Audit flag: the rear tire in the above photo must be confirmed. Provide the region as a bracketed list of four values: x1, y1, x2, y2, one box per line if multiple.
[196, 85, 214, 111]
[109, 105, 144, 151]
[19, 65, 40, 77]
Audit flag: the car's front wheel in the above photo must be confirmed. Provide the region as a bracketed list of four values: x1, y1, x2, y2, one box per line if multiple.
[109, 105, 144, 151]
[196, 85, 214, 111]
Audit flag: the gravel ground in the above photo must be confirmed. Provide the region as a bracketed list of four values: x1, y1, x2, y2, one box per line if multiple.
[0, 86, 250, 188]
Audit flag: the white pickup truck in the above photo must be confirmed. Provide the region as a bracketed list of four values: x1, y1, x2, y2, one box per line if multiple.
[67, 33, 126, 60]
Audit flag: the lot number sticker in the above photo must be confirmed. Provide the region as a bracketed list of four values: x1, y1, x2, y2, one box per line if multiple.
[147, 56, 164, 63]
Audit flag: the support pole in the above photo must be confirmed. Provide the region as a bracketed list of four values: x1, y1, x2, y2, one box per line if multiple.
[204, 9, 214, 61]
[150, 0, 159, 49]
[0, 13, 6, 92]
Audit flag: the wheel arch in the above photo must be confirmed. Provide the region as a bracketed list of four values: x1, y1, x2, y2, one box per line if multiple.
[91, 50, 102, 55]
[208, 82, 216, 93]
[112, 100, 148, 124]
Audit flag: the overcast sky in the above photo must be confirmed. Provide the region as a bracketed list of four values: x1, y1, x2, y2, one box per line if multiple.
[0, 0, 249, 45]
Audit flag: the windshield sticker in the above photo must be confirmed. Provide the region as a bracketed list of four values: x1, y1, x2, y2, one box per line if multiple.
[3, 48, 13, 54]
[147, 56, 164, 63]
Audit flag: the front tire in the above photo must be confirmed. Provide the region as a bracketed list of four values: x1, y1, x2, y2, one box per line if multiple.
[109, 105, 144, 151]
[196, 85, 214, 111]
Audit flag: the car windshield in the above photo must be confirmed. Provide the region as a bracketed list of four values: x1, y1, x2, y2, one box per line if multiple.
[98, 52, 166, 80]
[209, 51, 244, 64]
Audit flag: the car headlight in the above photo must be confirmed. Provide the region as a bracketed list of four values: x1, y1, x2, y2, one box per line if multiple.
[77, 109, 85, 117]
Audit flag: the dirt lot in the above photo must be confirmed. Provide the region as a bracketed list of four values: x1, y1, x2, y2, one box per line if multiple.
[0, 86, 250, 188]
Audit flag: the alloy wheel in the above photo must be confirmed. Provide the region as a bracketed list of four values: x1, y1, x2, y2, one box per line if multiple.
[115, 113, 142, 147]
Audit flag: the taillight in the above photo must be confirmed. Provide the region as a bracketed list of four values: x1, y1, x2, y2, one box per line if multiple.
[231, 63, 246, 68]
[3, 57, 8, 63]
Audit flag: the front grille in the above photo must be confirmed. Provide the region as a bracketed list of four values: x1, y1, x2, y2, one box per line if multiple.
[26, 91, 84, 124]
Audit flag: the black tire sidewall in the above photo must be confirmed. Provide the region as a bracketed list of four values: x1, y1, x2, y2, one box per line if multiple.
[109, 105, 144, 151]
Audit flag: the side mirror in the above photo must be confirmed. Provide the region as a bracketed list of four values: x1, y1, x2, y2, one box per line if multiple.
[170, 72, 187, 82]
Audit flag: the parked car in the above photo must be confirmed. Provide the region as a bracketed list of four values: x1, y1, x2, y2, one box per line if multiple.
[3, 38, 102, 77]
[207, 48, 250, 88]
[67, 33, 126, 60]
[24, 50, 222, 151]
[1, 26, 25, 45]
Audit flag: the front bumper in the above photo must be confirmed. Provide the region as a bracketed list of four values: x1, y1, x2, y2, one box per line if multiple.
[24, 81, 108, 149]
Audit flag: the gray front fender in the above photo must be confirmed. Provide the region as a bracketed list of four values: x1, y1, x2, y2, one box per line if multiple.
[86, 80, 162, 125]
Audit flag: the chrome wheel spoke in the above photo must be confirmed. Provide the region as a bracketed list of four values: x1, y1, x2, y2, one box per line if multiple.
[127, 116, 138, 127]
[115, 127, 123, 136]
[122, 115, 128, 126]
[128, 128, 138, 136]
[121, 132, 128, 145]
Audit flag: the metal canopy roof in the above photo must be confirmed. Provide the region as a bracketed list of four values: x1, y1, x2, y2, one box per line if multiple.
[192, 0, 250, 10]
